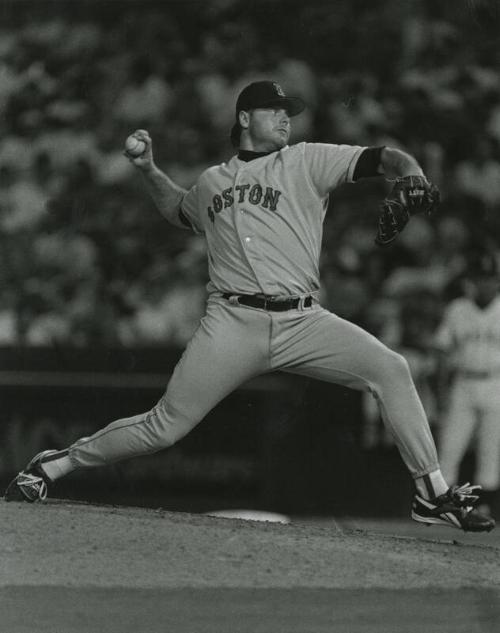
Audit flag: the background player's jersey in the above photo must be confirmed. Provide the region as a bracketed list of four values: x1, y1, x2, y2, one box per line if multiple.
[434, 296, 500, 373]
[181, 142, 364, 296]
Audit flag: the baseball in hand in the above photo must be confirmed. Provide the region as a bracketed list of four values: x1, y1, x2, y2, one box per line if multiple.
[125, 135, 146, 157]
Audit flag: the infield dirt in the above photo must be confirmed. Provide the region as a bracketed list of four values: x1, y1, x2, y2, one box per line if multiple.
[1, 499, 500, 632]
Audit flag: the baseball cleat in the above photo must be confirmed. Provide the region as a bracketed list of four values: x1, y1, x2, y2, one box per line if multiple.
[411, 483, 496, 532]
[4, 450, 57, 502]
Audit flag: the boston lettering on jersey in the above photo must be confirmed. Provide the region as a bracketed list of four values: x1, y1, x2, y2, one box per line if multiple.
[207, 183, 282, 222]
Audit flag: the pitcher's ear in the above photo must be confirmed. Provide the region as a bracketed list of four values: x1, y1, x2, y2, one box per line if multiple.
[239, 110, 250, 130]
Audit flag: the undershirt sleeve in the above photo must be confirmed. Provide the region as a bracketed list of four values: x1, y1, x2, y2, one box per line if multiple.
[352, 146, 385, 181]
[178, 208, 193, 229]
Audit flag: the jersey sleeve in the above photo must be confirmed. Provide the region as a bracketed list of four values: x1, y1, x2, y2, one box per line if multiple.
[180, 182, 205, 235]
[303, 143, 366, 198]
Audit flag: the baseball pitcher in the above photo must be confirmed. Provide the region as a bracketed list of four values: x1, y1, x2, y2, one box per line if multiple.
[5, 81, 494, 532]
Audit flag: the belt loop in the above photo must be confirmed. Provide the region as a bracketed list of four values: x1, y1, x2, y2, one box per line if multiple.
[228, 294, 240, 306]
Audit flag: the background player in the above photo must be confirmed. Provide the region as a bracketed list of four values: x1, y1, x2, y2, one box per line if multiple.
[4, 81, 494, 532]
[435, 248, 500, 517]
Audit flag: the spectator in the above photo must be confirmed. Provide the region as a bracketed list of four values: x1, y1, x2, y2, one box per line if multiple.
[0, 165, 50, 233]
[0, 288, 18, 345]
[113, 55, 173, 126]
[454, 137, 500, 208]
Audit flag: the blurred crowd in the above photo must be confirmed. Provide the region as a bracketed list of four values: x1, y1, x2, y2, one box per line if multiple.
[1, 0, 500, 356]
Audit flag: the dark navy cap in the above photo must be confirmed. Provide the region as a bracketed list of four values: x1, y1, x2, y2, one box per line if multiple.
[230, 80, 305, 146]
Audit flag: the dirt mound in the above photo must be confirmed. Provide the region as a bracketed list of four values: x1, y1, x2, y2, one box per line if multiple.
[2, 499, 499, 590]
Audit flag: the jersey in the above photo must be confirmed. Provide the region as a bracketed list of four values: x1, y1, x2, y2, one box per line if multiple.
[434, 295, 500, 373]
[180, 142, 364, 297]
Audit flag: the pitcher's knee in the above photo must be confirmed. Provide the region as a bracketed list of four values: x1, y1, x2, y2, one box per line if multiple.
[374, 350, 413, 390]
[389, 349, 411, 374]
[143, 398, 197, 450]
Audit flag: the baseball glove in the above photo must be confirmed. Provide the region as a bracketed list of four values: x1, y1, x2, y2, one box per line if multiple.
[374, 175, 440, 247]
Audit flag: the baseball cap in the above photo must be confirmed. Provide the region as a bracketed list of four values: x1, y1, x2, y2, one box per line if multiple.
[230, 80, 306, 146]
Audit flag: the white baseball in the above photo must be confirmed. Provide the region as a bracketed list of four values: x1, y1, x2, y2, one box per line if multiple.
[125, 135, 146, 157]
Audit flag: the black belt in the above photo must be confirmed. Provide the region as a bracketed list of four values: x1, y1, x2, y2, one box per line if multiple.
[222, 293, 313, 311]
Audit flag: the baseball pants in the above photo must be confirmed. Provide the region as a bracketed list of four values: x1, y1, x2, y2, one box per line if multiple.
[69, 295, 439, 478]
[439, 376, 500, 490]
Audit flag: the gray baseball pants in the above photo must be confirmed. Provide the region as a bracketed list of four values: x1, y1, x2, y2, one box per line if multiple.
[69, 295, 439, 478]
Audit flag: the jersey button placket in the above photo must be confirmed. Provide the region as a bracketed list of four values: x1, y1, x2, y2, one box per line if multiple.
[233, 170, 262, 292]
[234, 170, 247, 218]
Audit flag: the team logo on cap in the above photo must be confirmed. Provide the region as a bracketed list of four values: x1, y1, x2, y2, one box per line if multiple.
[273, 82, 285, 97]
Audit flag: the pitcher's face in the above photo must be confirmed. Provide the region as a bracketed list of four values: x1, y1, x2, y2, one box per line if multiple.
[244, 107, 291, 151]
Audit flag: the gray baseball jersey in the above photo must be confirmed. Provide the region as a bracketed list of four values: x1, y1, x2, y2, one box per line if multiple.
[435, 296, 500, 373]
[181, 142, 363, 296]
